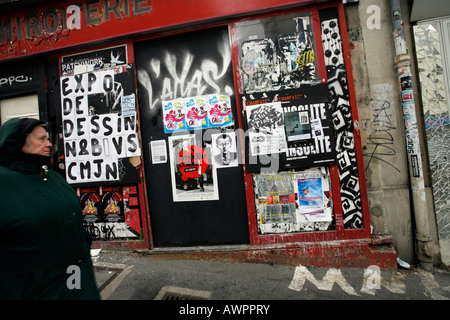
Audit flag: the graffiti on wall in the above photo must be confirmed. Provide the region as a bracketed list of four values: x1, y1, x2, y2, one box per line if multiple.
[137, 29, 233, 124]
[363, 95, 401, 173]
[321, 18, 363, 229]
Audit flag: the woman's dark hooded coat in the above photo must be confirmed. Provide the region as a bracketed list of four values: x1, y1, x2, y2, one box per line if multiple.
[0, 118, 99, 300]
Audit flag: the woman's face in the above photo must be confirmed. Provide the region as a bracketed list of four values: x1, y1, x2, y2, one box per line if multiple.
[21, 125, 52, 157]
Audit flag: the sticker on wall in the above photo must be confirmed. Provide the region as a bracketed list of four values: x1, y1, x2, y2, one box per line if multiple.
[254, 173, 297, 224]
[121, 93, 136, 117]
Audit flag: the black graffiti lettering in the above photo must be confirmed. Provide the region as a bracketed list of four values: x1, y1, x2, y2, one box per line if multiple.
[79, 161, 91, 180]
[87, 73, 97, 91]
[65, 140, 76, 158]
[74, 74, 85, 93]
[62, 98, 73, 115]
[127, 133, 138, 153]
[76, 117, 86, 135]
[103, 74, 113, 91]
[79, 138, 89, 155]
[105, 162, 118, 180]
[61, 78, 72, 96]
[111, 136, 123, 154]
[103, 116, 113, 135]
[63, 119, 74, 138]
[124, 116, 136, 131]
[363, 100, 400, 173]
[90, 115, 100, 133]
[67, 162, 77, 181]
[91, 138, 102, 156]
[101, 224, 116, 240]
[93, 159, 102, 178]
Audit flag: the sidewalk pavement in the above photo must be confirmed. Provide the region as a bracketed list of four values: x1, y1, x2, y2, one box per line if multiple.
[91, 249, 450, 302]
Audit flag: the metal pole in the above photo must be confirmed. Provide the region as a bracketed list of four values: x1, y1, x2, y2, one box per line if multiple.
[389, 0, 434, 271]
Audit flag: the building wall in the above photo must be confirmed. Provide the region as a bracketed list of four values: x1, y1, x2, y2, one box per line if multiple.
[345, 0, 415, 263]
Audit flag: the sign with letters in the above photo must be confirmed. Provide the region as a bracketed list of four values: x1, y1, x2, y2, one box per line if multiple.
[60, 67, 140, 184]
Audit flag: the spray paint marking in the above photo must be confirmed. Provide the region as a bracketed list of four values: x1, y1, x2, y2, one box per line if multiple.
[288, 265, 410, 296]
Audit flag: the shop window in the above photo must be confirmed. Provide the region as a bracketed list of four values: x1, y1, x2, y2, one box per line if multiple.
[0, 94, 39, 124]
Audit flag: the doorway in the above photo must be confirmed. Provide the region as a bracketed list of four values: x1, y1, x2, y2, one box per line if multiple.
[135, 27, 250, 247]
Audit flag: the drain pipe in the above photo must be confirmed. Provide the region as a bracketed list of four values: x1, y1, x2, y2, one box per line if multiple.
[389, 0, 434, 271]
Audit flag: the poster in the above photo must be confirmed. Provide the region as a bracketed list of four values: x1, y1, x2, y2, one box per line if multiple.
[163, 98, 186, 133]
[61, 44, 127, 76]
[162, 94, 233, 133]
[237, 15, 317, 93]
[297, 177, 324, 214]
[80, 188, 101, 223]
[246, 101, 288, 156]
[211, 132, 239, 168]
[121, 93, 136, 117]
[60, 66, 141, 184]
[208, 94, 234, 128]
[80, 185, 141, 240]
[294, 171, 331, 223]
[242, 85, 336, 172]
[253, 168, 332, 234]
[150, 139, 168, 164]
[253, 173, 297, 224]
[285, 110, 311, 142]
[168, 134, 219, 202]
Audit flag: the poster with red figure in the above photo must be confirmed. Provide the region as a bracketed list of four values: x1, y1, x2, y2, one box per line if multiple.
[168, 134, 219, 202]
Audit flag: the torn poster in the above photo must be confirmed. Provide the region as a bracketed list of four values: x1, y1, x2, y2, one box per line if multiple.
[253, 173, 297, 224]
[254, 168, 333, 234]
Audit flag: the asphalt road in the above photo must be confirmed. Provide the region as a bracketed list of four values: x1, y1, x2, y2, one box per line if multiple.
[92, 250, 450, 302]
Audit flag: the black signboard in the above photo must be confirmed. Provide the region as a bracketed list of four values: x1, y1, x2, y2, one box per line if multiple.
[241, 83, 337, 172]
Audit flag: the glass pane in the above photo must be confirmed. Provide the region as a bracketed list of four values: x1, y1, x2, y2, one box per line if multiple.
[0, 94, 39, 124]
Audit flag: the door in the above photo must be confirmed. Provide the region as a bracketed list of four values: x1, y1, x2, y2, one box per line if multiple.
[135, 27, 250, 247]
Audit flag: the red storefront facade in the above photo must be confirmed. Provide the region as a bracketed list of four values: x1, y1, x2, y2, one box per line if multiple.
[0, 0, 397, 268]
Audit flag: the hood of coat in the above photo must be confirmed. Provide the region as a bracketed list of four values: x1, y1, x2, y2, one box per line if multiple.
[0, 118, 50, 173]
